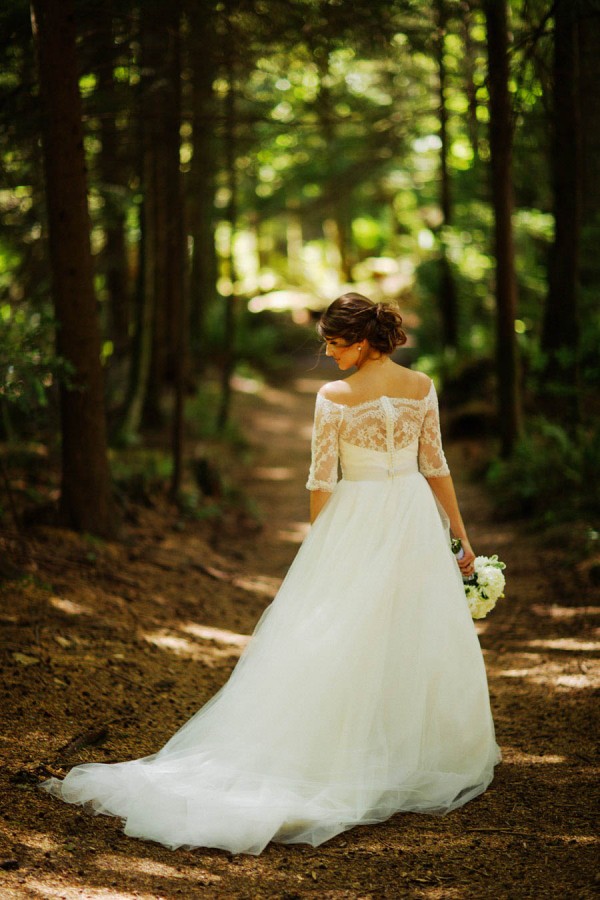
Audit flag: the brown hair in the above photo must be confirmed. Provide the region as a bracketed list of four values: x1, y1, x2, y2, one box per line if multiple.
[317, 293, 407, 355]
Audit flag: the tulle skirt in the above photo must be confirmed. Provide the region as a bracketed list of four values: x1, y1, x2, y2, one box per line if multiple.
[41, 470, 500, 854]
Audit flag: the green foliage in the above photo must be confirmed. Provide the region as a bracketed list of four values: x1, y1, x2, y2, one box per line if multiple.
[0, 303, 71, 439]
[487, 417, 600, 523]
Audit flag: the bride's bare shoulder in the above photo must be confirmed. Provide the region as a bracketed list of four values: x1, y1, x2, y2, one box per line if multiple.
[318, 380, 352, 404]
[389, 364, 431, 399]
[409, 369, 432, 396]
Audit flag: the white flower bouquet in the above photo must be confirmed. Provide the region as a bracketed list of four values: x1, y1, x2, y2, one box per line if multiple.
[451, 539, 506, 619]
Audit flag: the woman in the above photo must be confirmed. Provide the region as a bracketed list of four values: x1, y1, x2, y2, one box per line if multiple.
[41, 293, 500, 855]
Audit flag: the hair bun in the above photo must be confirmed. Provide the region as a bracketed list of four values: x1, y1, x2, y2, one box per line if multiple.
[317, 292, 407, 355]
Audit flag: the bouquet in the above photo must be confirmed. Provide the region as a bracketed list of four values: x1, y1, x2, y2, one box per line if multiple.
[451, 538, 506, 620]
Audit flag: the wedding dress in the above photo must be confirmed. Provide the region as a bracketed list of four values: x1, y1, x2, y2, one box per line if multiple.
[41, 381, 500, 854]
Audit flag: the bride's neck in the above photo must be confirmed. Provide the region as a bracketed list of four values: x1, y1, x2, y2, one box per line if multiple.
[356, 354, 391, 373]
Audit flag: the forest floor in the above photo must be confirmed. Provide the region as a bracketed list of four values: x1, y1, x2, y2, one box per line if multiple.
[0, 363, 598, 900]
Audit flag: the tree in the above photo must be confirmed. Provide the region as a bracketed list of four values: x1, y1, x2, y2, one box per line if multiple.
[30, 0, 118, 537]
[186, 0, 219, 366]
[541, 0, 582, 413]
[434, 0, 458, 350]
[483, 0, 521, 457]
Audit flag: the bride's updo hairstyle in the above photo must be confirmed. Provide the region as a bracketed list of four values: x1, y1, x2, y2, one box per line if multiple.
[318, 292, 407, 355]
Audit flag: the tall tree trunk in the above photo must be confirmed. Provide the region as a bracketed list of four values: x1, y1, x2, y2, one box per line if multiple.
[118, 10, 161, 441]
[31, 0, 118, 537]
[96, 5, 130, 363]
[434, 0, 458, 350]
[541, 0, 582, 414]
[216, 5, 238, 433]
[578, 3, 600, 395]
[164, 3, 187, 498]
[188, 0, 218, 368]
[461, 0, 479, 159]
[142, 7, 171, 428]
[483, 0, 522, 457]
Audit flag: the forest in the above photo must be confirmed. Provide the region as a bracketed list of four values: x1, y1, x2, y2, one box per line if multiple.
[0, 1, 599, 898]
[0, 0, 598, 537]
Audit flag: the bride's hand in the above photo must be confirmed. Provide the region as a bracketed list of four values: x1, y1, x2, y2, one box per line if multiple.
[457, 539, 476, 577]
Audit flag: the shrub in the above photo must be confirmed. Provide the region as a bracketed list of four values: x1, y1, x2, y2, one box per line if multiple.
[486, 417, 600, 523]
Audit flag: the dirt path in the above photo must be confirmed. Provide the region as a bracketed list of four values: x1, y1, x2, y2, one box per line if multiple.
[0, 367, 598, 899]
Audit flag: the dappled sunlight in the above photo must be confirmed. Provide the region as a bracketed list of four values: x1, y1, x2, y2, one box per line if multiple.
[277, 521, 310, 544]
[24, 878, 168, 899]
[94, 854, 223, 887]
[495, 652, 598, 690]
[144, 631, 196, 654]
[16, 830, 61, 853]
[92, 854, 216, 882]
[182, 622, 250, 647]
[505, 749, 568, 765]
[554, 674, 593, 689]
[49, 596, 93, 616]
[143, 627, 246, 666]
[531, 604, 600, 620]
[525, 638, 600, 652]
[248, 289, 316, 314]
[252, 465, 296, 481]
[233, 574, 281, 597]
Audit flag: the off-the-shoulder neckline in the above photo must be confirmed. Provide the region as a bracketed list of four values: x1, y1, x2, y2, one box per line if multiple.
[318, 381, 434, 410]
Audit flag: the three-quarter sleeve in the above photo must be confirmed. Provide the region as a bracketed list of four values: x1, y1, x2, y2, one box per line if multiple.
[305, 394, 343, 491]
[418, 382, 450, 478]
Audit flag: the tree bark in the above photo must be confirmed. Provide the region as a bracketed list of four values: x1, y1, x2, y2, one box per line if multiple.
[216, 4, 238, 433]
[434, 0, 458, 350]
[95, 5, 130, 362]
[31, 0, 118, 537]
[164, 3, 187, 498]
[187, 0, 219, 368]
[461, 0, 479, 159]
[142, 6, 171, 428]
[483, 0, 522, 457]
[541, 0, 582, 410]
[118, 10, 161, 440]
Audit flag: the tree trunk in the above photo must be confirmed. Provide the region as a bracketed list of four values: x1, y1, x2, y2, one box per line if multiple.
[96, 9, 130, 363]
[118, 11, 161, 441]
[31, 0, 118, 537]
[142, 7, 171, 428]
[578, 3, 600, 396]
[461, 0, 479, 159]
[541, 0, 582, 413]
[217, 4, 238, 433]
[483, 0, 522, 457]
[434, 0, 458, 350]
[164, 3, 187, 498]
[188, 0, 218, 368]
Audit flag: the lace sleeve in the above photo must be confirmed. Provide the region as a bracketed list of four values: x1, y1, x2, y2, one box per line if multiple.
[418, 382, 450, 478]
[305, 394, 342, 491]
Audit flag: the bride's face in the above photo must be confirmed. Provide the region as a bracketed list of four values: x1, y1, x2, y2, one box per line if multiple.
[324, 337, 361, 370]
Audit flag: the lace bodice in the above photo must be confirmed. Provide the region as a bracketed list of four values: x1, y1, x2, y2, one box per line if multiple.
[306, 380, 450, 491]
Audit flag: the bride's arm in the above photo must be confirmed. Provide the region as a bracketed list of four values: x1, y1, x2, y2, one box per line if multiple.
[310, 489, 332, 524]
[426, 474, 475, 575]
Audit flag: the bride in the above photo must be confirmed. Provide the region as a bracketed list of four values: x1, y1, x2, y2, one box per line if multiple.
[41, 292, 500, 855]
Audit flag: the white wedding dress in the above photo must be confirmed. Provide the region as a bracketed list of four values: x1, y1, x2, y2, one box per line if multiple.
[41, 381, 500, 854]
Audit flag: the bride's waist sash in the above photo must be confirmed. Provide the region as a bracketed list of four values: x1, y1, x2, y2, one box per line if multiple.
[340, 439, 419, 482]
